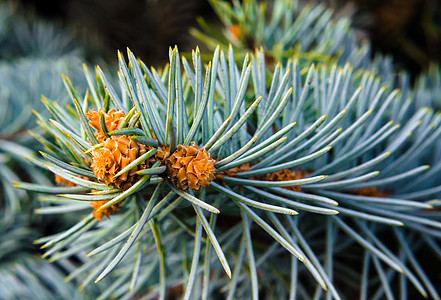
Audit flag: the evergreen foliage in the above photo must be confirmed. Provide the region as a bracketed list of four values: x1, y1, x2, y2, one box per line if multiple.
[15, 42, 441, 298]
[3, 0, 441, 299]
[0, 2, 84, 216]
[0, 2, 92, 298]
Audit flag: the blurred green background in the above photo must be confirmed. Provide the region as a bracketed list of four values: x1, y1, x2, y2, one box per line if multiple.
[13, 0, 441, 77]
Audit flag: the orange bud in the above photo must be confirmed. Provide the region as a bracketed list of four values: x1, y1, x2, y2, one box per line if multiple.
[91, 135, 150, 190]
[55, 175, 90, 186]
[87, 109, 125, 142]
[263, 169, 306, 192]
[351, 187, 390, 197]
[90, 200, 121, 221]
[230, 24, 243, 42]
[166, 142, 216, 191]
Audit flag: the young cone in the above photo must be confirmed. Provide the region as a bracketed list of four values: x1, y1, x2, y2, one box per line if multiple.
[166, 142, 216, 191]
[91, 135, 151, 190]
[88, 109, 125, 142]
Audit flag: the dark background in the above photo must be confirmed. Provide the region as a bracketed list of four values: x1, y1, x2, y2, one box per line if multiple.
[15, 0, 441, 77]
